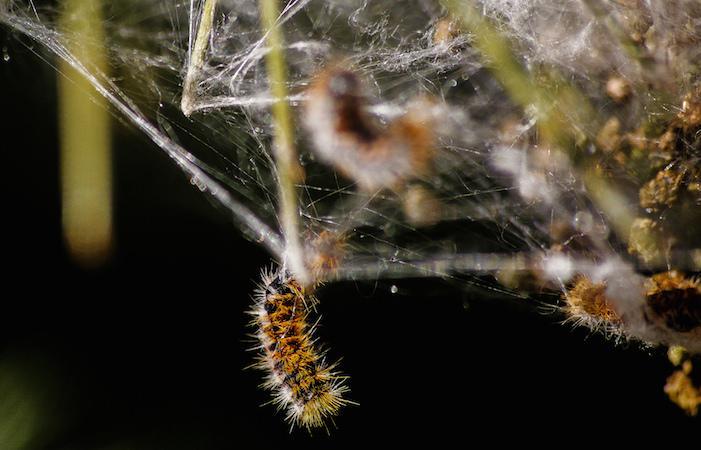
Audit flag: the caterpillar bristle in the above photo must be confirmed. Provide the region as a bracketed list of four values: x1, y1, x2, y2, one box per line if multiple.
[250, 266, 352, 432]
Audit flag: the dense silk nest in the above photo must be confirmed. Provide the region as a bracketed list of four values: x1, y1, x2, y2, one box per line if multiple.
[3, 0, 701, 424]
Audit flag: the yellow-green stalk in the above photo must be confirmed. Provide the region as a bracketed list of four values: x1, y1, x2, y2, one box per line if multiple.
[259, 0, 308, 284]
[58, 0, 112, 267]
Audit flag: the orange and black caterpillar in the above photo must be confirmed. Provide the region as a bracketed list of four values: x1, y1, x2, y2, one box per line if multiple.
[250, 267, 351, 432]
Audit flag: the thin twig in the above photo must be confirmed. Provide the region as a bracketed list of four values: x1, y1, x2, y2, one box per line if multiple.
[181, 0, 217, 117]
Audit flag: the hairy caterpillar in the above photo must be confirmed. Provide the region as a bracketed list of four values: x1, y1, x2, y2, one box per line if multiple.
[563, 275, 622, 335]
[250, 267, 351, 432]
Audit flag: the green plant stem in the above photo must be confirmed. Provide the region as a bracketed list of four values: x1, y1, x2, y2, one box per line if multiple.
[59, 0, 113, 267]
[260, 0, 308, 284]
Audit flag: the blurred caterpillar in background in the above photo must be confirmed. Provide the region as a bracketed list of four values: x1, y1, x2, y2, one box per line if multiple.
[304, 65, 436, 193]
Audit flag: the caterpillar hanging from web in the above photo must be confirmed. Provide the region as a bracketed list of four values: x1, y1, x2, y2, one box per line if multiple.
[249, 266, 354, 432]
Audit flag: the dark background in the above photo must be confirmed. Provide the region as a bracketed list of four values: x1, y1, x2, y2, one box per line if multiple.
[1, 27, 699, 448]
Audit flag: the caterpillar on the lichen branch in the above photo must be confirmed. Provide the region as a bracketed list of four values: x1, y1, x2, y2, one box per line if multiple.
[250, 266, 352, 432]
[562, 270, 701, 352]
